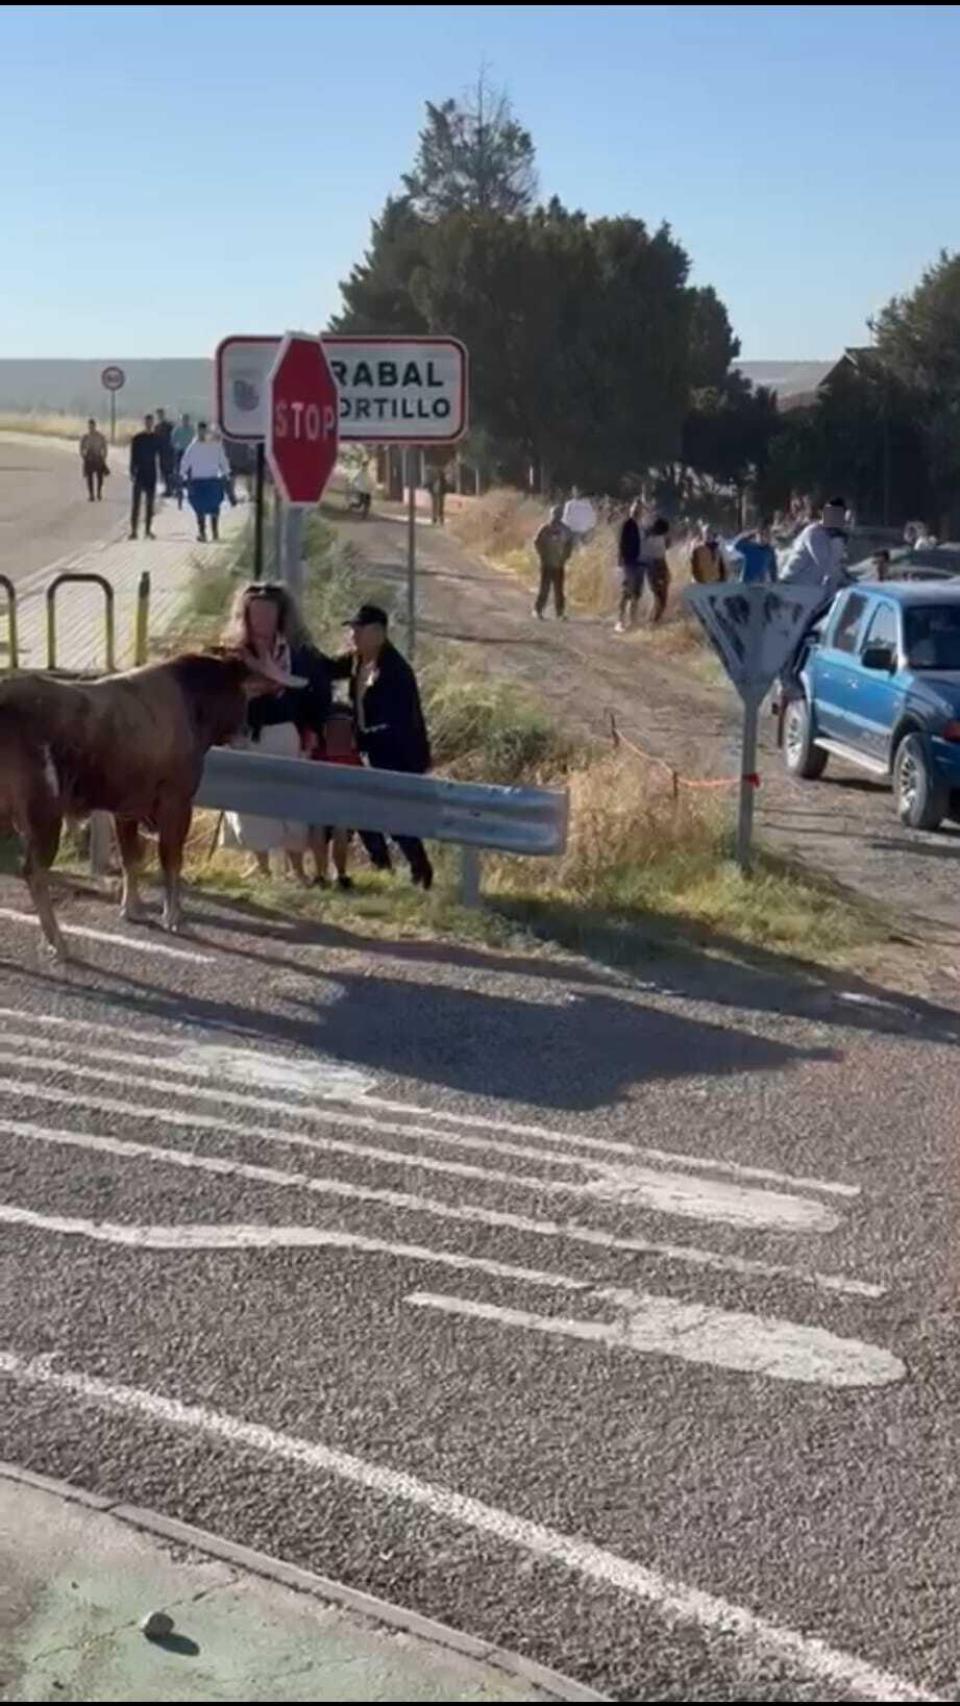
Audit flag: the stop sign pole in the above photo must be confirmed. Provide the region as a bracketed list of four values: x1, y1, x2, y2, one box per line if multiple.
[266, 331, 339, 595]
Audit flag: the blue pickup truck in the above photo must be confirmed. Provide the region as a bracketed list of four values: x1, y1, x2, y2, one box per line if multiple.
[783, 582, 960, 830]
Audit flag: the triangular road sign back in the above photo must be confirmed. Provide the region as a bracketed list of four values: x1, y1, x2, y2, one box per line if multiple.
[685, 582, 827, 702]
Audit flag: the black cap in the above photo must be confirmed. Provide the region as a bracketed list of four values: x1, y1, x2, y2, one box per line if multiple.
[346, 603, 389, 628]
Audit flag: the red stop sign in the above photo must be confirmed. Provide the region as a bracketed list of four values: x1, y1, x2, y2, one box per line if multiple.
[266, 332, 340, 506]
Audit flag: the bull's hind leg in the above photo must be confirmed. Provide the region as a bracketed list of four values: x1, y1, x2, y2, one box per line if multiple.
[22, 816, 67, 959]
[114, 816, 147, 922]
[156, 797, 192, 934]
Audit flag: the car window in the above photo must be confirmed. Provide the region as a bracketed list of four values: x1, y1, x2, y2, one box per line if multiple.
[904, 604, 960, 670]
[831, 592, 869, 655]
[862, 602, 898, 657]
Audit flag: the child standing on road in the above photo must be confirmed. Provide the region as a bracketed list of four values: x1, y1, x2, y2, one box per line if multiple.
[303, 706, 364, 889]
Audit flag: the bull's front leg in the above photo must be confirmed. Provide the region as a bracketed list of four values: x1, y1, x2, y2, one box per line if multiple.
[157, 799, 192, 934]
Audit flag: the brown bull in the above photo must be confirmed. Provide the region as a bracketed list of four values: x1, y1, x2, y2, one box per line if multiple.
[0, 650, 300, 958]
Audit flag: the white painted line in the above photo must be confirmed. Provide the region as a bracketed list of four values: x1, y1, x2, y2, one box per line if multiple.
[0, 1349, 937, 1702]
[0, 1104, 881, 1297]
[405, 1291, 904, 1390]
[0, 1009, 860, 1200]
[0, 1045, 839, 1234]
[0, 908, 214, 965]
[0, 1203, 898, 1388]
[0, 1203, 579, 1287]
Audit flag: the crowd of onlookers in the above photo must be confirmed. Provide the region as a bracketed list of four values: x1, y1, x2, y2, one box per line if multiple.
[530, 491, 941, 632]
[80, 410, 238, 542]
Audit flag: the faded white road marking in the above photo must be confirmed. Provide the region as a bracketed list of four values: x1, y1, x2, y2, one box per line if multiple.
[0, 1202, 899, 1388]
[0, 1009, 859, 1201]
[0, 1107, 881, 1297]
[0, 1045, 839, 1234]
[0, 1350, 937, 1702]
[0, 908, 214, 964]
[170, 1041, 377, 1100]
[406, 1291, 904, 1390]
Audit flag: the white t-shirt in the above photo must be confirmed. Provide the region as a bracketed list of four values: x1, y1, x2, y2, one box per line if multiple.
[180, 440, 230, 481]
[644, 533, 668, 563]
[562, 497, 596, 536]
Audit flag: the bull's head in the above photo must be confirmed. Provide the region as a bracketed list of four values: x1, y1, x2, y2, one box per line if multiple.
[171, 651, 308, 748]
[238, 649, 308, 698]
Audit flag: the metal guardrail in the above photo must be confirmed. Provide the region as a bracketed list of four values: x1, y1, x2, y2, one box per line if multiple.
[196, 746, 569, 903]
[46, 572, 116, 674]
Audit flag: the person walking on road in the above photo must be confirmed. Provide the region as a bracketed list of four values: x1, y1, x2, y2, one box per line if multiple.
[644, 515, 672, 624]
[154, 407, 176, 497]
[533, 504, 574, 620]
[79, 419, 108, 502]
[129, 414, 161, 540]
[615, 500, 645, 632]
[430, 464, 449, 526]
[333, 603, 434, 891]
[171, 413, 194, 508]
[733, 521, 778, 584]
[180, 421, 231, 543]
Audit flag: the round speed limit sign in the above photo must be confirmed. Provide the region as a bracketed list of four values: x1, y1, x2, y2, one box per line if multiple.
[100, 365, 126, 392]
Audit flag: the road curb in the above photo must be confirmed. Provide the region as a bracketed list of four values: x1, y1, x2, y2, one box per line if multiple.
[0, 1462, 608, 1703]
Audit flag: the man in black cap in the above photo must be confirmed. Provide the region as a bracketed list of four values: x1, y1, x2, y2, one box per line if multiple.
[333, 605, 433, 889]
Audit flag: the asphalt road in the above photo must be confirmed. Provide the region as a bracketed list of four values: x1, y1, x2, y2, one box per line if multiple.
[2, 876, 959, 1701]
[0, 434, 127, 588]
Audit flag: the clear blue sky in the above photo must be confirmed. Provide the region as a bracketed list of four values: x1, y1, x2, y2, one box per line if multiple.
[3, 3, 958, 361]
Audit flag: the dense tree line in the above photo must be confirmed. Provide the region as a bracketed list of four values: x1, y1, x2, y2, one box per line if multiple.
[332, 82, 755, 495]
[333, 84, 959, 528]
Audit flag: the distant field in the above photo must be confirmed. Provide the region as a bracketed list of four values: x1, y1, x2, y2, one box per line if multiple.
[0, 357, 213, 421]
[0, 410, 140, 444]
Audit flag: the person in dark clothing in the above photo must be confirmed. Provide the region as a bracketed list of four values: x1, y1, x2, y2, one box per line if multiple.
[129, 414, 161, 539]
[533, 504, 574, 619]
[155, 408, 176, 496]
[615, 500, 644, 632]
[430, 465, 448, 526]
[332, 604, 434, 889]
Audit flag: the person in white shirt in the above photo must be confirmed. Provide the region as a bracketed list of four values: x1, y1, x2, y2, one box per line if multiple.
[179, 421, 231, 542]
[778, 498, 850, 598]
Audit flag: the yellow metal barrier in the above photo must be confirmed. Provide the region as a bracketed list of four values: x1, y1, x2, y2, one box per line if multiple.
[0, 575, 18, 672]
[134, 570, 151, 666]
[46, 572, 115, 674]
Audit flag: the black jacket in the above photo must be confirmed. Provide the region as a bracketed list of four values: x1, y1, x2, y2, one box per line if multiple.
[129, 431, 161, 483]
[332, 641, 431, 774]
[247, 643, 333, 742]
[618, 516, 642, 568]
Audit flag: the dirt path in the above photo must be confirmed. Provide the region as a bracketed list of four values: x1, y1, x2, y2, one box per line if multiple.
[334, 506, 960, 948]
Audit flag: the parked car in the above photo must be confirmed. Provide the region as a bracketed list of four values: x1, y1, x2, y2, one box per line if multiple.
[783, 583, 960, 829]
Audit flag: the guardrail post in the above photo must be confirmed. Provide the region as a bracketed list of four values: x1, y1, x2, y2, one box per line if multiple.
[46, 573, 116, 674]
[0, 575, 18, 671]
[460, 847, 482, 908]
[134, 570, 151, 666]
[89, 812, 113, 877]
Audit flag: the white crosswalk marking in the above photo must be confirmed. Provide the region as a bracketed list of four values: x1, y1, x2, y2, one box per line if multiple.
[0, 1005, 896, 1389]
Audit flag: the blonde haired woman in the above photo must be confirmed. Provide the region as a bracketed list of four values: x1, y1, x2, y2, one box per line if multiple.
[221, 583, 333, 880]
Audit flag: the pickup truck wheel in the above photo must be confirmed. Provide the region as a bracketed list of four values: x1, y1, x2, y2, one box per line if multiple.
[894, 733, 948, 830]
[783, 697, 827, 780]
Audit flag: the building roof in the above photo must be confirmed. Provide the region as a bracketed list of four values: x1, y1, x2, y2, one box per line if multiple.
[733, 359, 840, 408]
